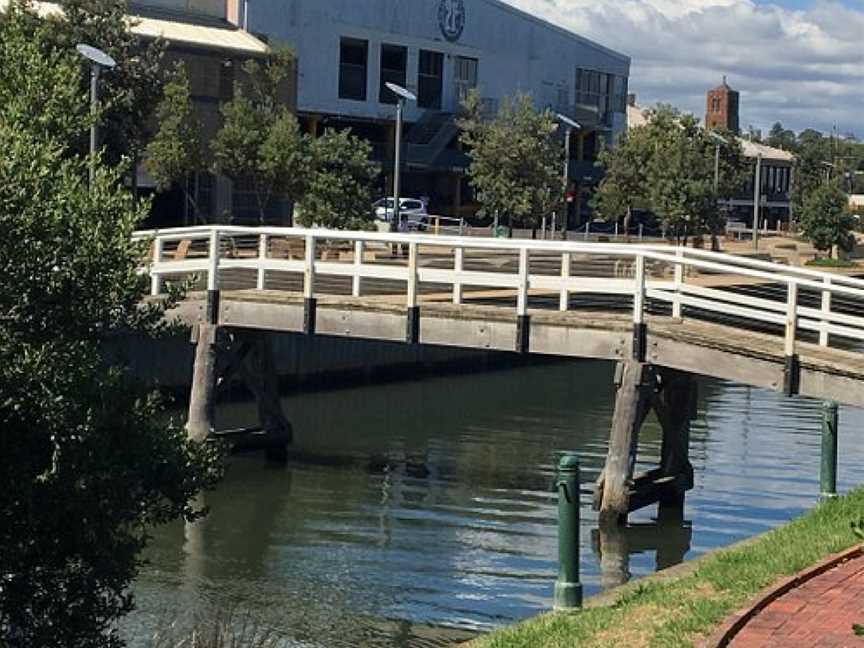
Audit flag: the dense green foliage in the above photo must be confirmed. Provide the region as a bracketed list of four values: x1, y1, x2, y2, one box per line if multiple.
[298, 129, 379, 230]
[471, 488, 864, 648]
[593, 106, 747, 242]
[144, 64, 204, 222]
[459, 92, 564, 231]
[211, 49, 306, 224]
[0, 0, 168, 169]
[0, 6, 221, 646]
[799, 181, 855, 255]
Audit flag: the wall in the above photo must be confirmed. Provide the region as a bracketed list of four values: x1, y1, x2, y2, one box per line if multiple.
[248, 0, 629, 132]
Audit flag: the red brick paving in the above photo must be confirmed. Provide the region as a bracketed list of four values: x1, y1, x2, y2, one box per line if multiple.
[730, 556, 864, 647]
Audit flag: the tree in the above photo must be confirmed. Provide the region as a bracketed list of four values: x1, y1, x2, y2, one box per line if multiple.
[297, 128, 379, 229]
[799, 181, 855, 256]
[766, 122, 797, 152]
[0, 8, 221, 646]
[459, 91, 563, 232]
[0, 0, 169, 170]
[211, 48, 304, 224]
[593, 106, 747, 243]
[143, 63, 205, 224]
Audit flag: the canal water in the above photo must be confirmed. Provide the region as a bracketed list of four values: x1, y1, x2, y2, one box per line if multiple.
[124, 359, 864, 647]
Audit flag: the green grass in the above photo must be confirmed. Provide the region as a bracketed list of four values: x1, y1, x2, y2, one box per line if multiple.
[806, 257, 859, 268]
[469, 489, 864, 648]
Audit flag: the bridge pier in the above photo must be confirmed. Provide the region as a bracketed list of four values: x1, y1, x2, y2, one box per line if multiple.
[594, 362, 696, 526]
[187, 325, 292, 458]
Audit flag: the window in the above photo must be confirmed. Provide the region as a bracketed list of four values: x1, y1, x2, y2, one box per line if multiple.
[339, 38, 368, 101]
[379, 44, 407, 104]
[418, 50, 444, 109]
[455, 56, 478, 103]
[576, 68, 622, 124]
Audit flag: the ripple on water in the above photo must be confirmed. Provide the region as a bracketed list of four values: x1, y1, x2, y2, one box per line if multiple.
[122, 361, 864, 648]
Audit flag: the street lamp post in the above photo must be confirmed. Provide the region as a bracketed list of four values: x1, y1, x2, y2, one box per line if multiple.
[706, 131, 728, 195]
[753, 153, 762, 250]
[76, 44, 117, 188]
[556, 114, 581, 241]
[385, 82, 417, 240]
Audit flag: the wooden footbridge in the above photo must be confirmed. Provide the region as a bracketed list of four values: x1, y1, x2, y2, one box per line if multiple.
[139, 225, 864, 524]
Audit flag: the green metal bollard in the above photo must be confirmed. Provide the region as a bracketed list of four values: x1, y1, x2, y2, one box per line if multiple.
[554, 453, 583, 611]
[821, 401, 839, 499]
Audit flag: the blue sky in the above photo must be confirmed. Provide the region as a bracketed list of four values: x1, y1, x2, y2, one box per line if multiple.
[504, 0, 863, 136]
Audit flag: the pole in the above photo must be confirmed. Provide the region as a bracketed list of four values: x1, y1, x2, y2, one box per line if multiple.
[392, 99, 404, 235]
[713, 143, 720, 194]
[821, 401, 839, 499]
[554, 453, 582, 611]
[89, 63, 100, 189]
[753, 154, 762, 250]
[563, 127, 572, 241]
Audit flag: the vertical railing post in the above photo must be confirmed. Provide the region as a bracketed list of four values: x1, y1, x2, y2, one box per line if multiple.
[458, 218, 465, 237]
[256, 233, 268, 291]
[639, 223, 644, 241]
[207, 229, 220, 292]
[820, 276, 832, 347]
[821, 401, 839, 499]
[554, 453, 582, 611]
[453, 246, 464, 305]
[352, 240, 364, 297]
[407, 241, 419, 309]
[150, 237, 163, 296]
[672, 248, 684, 319]
[559, 251, 571, 312]
[516, 247, 530, 353]
[784, 282, 800, 396]
[406, 241, 420, 343]
[303, 235, 316, 335]
[633, 254, 646, 361]
[584, 222, 590, 241]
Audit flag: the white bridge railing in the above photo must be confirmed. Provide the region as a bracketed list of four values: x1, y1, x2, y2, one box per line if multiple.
[136, 225, 864, 357]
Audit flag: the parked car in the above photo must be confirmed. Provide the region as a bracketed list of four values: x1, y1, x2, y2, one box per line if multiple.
[372, 197, 428, 230]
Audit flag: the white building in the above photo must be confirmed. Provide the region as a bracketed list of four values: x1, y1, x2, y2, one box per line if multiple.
[247, 0, 631, 219]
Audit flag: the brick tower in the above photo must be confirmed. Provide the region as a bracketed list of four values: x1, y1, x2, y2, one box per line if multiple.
[705, 76, 740, 132]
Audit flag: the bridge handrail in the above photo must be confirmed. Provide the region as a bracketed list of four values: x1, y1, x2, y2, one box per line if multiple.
[141, 225, 864, 355]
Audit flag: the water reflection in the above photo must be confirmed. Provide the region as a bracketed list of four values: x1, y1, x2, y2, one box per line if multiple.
[124, 359, 864, 648]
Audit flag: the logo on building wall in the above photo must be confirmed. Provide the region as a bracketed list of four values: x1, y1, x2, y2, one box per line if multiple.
[438, 0, 466, 42]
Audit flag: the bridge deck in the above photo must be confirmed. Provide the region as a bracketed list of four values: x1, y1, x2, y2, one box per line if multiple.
[170, 288, 864, 408]
[142, 225, 864, 409]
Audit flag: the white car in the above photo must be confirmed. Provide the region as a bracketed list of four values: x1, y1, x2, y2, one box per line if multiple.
[373, 197, 429, 230]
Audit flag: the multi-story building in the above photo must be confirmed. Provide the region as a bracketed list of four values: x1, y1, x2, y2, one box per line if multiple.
[245, 0, 631, 222]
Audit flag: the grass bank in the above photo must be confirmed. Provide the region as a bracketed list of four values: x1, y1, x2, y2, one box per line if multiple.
[469, 488, 864, 648]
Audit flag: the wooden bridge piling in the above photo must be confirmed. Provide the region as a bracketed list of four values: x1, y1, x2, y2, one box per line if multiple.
[594, 363, 697, 525]
[187, 323, 219, 443]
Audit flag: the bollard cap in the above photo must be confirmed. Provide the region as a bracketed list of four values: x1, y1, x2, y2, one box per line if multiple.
[558, 453, 580, 471]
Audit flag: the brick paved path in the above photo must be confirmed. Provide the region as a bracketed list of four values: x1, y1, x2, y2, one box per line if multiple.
[730, 555, 864, 647]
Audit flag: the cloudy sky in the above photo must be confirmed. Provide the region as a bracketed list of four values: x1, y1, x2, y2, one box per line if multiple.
[502, 0, 862, 136]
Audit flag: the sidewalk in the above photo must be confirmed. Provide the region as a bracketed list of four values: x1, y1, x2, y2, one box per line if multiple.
[729, 552, 864, 647]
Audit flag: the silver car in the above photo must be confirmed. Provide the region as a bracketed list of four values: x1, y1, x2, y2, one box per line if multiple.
[372, 198, 429, 230]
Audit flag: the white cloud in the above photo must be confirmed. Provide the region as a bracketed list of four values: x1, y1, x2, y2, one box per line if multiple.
[502, 0, 863, 135]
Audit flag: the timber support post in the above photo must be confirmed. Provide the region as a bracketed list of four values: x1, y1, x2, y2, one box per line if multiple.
[594, 361, 653, 525]
[187, 323, 219, 443]
[594, 363, 698, 526]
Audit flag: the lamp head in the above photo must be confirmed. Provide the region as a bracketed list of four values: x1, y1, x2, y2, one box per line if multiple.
[76, 44, 117, 69]
[385, 82, 417, 103]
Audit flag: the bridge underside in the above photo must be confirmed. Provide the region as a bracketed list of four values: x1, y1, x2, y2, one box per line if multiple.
[170, 289, 864, 409]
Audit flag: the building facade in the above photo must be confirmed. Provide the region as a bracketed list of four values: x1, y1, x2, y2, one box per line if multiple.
[246, 0, 630, 221]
